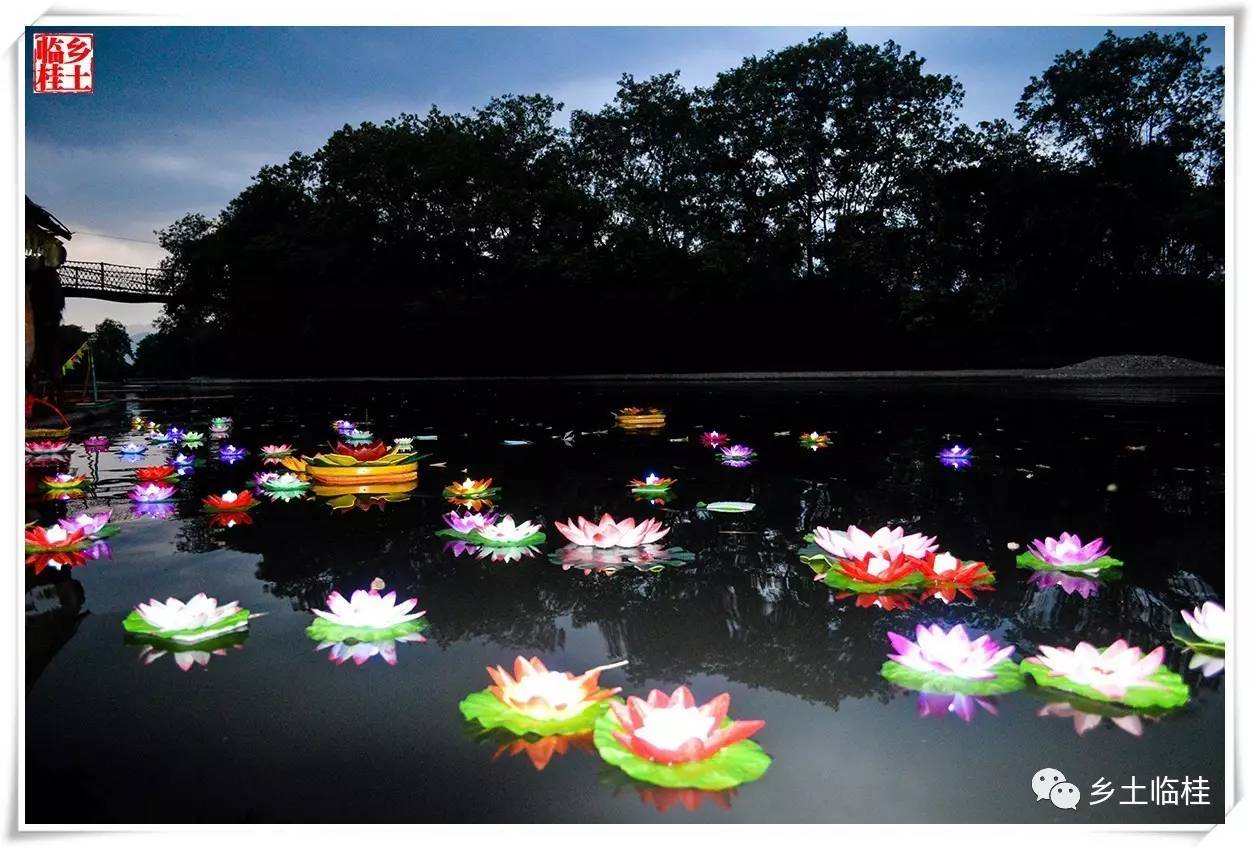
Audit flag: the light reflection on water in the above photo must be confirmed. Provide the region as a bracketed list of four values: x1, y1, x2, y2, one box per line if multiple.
[25, 379, 1224, 823]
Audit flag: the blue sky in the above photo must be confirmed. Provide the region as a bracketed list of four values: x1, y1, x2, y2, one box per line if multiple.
[25, 25, 1225, 337]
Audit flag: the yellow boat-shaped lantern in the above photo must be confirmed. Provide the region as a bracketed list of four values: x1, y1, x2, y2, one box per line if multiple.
[284, 441, 425, 486]
[614, 407, 667, 431]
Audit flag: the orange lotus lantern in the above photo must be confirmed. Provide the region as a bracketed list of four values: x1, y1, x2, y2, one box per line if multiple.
[460, 656, 627, 738]
[614, 407, 666, 431]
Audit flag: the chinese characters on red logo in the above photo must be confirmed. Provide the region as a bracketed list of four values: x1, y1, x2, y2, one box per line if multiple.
[33, 32, 93, 94]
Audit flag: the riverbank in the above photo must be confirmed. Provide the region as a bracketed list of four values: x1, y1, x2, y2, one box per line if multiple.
[118, 355, 1223, 385]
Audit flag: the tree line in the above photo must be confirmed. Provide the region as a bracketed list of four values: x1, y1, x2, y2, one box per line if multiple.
[131, 29, 1224, 377]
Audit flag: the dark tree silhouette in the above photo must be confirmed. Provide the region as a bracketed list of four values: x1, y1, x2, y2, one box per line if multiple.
[132, 29, 1224, 378]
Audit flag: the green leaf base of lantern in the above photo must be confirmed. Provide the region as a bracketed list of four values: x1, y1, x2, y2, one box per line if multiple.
[459, 689, 613, 737]
[1016, 552, 1123, 575]
[122, 607, 251, 644]
[305, 616, 428, 644]
[593, 710, 770, 790]
[881, 659, 1025, 695]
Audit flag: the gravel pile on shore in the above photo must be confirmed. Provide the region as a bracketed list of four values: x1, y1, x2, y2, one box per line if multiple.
[1041, 354, 1223, 378]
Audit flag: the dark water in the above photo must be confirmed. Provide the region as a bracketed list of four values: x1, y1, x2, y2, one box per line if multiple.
[25, 379, 1225, 824]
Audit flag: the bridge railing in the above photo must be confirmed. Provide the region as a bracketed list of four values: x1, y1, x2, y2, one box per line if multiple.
[59, 260, 180, 300]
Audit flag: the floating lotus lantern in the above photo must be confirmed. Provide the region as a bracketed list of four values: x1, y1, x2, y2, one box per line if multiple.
[551, 515, 691, 573]
[1026, 570, 1102, 599]
[117, 441, 147, 456]
[217, 444, 248, 464]
[555, 514, 670, 549]
[165, 427, 184, 442]
[254, 472, 311, 493]
[615, 407, 666, 431]
[629, 473, 675, 496]
[135, 465, 177, 482]
[83, 435, 109, 451]
[172, 452, 197, 467]
[393, 437, 414, 453]
[332, 419, 353, 434]
[344, 427, 374, 443]
[122, 593, 252, 645]
[57, 511, 116, 540]
[305, 585, 428, 644]
[460, 656, 627, 737]
[203, 489, 256, 512]
[594, 686, 770, 789]
[1022, 640, 1189, 709]
[181, 430, 205, 445]
[915, 551, 996, 602]
[25, 523, 86, 553]
[916, 692, 1000, 723]
[148, 429, 172, 444]
[26, 440, 70, 455]
[799, 431, 830, 450]
[439, 510, 498, 539]
[40, 472, 88, 490]
[881, 624, 1023, 695]
[700, 430, 730, 448]
[474, 516, 546, 547]
[443, 477, 500, 501]
[937, 444, 973, 469]
[260, 443, 294, 459]
[803, 524, 937, 592]
[209, 416, 233, 434]
[304, 442, 424, 486]
[1173, 601, 1226, 662]
[130, 415, 147, 431]
[1017, 532, 1122, 575]
[718, 444, 756, 468]
[129, 482, 176, 503]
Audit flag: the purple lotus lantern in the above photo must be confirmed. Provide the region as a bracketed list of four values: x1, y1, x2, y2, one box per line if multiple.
[129, 482, 176, 503]
[718, 444, 757, 468]
[218, 444, 248, 464]
[83, 435, 109, 451]
[57, 512, 112, 538]
[937, 444, 973, 470]
[442, 510, 498, 535]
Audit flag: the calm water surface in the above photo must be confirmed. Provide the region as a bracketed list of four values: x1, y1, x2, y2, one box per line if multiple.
[25, 379, 1225, 824]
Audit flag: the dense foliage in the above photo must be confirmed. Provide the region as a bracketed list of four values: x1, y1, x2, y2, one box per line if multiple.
[131, 30, 1224, 377]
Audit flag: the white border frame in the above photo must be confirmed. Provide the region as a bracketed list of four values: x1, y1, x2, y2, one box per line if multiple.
[0, 3, 1241, 842]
